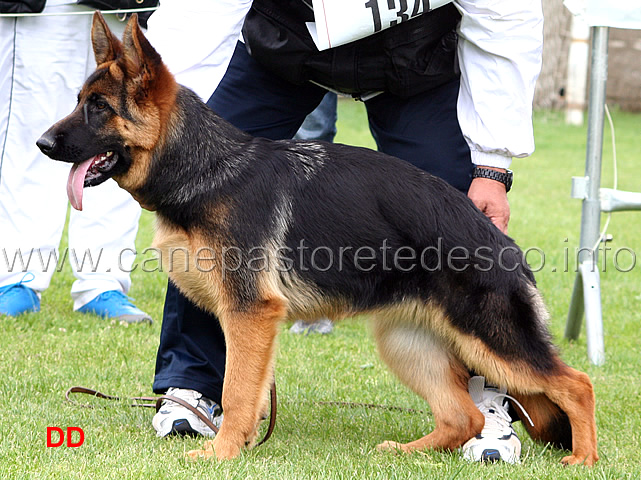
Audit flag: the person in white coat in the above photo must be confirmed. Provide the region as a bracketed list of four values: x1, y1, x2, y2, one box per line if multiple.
[0, 1, 151, 323]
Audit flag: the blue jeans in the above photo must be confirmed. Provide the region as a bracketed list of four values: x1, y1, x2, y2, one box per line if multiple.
[153, 42, 472, 402]
[294, 92, 338, 143]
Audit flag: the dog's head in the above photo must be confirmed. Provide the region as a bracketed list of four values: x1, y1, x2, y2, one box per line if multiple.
[37, 12, 177, 210]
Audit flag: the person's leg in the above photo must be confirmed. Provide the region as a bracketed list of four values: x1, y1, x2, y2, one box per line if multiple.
[153, 42, 326, 409]
[294, 91, 338, 143]
[364, 78, 473, 193]
[67, 13, 148, 322]
[69, 180, 140, 306]
[0, 7, 96, 315]
[68, 179, 149, 322]
[154, 280, 228, 400]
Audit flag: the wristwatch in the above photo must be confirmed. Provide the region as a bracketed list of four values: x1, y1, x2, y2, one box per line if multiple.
[472, 167, 513, 193]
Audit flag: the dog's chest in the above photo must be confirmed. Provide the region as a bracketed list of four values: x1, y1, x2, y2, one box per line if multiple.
[152, 217, 234, 315]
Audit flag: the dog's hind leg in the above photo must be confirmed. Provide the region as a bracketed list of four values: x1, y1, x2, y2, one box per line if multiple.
[372, 319, 485, 453]
[188, 296, 287, 460]
[436, 278, 599, 466]
[508, 391, 572, 451]
[530, 364, 598, 466]
[455, 341, 598, 466]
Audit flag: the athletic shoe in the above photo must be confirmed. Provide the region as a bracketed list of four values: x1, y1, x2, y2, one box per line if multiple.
[0, 280, 40, 316]
[77, 290, 152, 324]
[289, 318, 333, 334]
[461, 376, 522, 463]
[153, 387, 223, 437]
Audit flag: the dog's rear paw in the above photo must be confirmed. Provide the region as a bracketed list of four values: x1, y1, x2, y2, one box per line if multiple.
[561, 453, 599, 466]
[376, 440, 412, 454]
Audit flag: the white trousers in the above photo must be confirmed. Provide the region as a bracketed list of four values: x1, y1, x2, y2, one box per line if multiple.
[0, 4, 141, 309]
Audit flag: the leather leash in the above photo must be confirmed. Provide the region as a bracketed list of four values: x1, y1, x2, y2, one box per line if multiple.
[65, 381, 277, 447]
[65, 386, 157, 407]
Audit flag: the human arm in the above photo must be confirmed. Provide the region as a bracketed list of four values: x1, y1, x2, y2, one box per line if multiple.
[145, 0, 252, 100]
[453, 0, 544, 233]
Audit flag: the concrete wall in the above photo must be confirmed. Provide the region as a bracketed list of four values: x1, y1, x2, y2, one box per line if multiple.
[607, 28, 641, 111]
[534, 1, 641, 111]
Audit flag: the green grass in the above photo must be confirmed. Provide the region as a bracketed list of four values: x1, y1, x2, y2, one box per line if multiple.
[1, 102, 640, 479]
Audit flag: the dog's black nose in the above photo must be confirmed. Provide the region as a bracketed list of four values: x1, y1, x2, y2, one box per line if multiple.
[36, 134, 56, 154]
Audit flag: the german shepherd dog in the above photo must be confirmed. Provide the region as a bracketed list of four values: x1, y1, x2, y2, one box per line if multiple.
[38, 13, 598, 465]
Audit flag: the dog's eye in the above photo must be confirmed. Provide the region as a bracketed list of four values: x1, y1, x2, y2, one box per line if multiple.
[95, 101, 108, 110]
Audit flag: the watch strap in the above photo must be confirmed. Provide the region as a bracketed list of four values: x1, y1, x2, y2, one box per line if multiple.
[472, 167, 513, 192]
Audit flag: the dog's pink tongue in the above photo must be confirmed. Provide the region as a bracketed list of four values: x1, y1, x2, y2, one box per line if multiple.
[67, 158, 93, 211]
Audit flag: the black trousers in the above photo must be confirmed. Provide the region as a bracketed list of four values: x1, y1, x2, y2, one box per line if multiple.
[153, 42, 473, 403]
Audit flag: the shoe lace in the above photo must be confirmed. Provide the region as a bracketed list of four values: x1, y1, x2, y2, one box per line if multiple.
[0, 272, 35, 298]
[479, 392, 535, 436]
[100, 290, 137, 306]
[165, 388, 205, 410]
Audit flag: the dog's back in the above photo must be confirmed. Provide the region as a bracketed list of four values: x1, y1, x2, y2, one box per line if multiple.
[220, 138, 554, 368]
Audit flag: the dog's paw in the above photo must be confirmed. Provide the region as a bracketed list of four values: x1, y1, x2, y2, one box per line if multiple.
[376, 440, 411, 454]
[186, 445, 215, 461]
[185, 438, 242, 461]
[210, 436, 242, 460]
[561, 453, 598, 467]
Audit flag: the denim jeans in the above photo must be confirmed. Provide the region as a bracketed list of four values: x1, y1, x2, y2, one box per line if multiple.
[293, 92, 338, 143]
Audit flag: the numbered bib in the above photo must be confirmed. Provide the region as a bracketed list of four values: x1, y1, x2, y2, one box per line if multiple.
[307, 0, 454, 50]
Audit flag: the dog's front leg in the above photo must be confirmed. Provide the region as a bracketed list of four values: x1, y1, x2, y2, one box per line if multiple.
[188, 298, 286, 460]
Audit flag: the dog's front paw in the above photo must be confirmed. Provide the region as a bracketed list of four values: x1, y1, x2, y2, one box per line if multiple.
[561, 453, 598, 467]
[185, 438, 241, 461]
[376, 440, 412, 454]
[210, 435, 242, 460]
[186, 441, 215, 461]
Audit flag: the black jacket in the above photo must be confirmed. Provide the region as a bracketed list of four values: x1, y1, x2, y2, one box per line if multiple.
[0, 0, 45, 13]
[242, 0, 461, 98]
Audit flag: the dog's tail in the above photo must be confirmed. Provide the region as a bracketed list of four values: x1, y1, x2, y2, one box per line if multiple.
[510, 392, 573, 450]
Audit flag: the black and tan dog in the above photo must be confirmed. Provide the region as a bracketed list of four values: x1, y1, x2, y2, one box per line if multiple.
[38, 13, 598, 465]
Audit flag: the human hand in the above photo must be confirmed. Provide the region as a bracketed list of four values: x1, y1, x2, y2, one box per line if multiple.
[467, 177, 510, 234]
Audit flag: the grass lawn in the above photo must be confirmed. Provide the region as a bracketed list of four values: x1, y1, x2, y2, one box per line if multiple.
[1, 102, 640, 479]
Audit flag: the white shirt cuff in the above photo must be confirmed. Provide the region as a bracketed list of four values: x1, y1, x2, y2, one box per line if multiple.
[470, 151, 513, 170]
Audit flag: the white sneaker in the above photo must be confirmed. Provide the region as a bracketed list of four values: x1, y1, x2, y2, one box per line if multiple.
[461, 376, 522, 463]
[152, 388, 223, 437]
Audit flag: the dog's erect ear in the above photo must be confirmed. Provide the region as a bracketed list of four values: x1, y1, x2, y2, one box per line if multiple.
[91, 12, 123, 65]
[121, 13, 164, 89]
